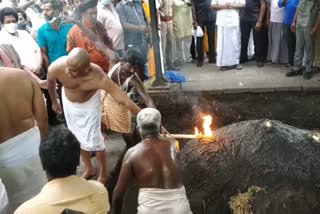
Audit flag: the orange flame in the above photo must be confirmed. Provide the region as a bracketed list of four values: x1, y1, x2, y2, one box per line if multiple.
[194, 115, 214, 140]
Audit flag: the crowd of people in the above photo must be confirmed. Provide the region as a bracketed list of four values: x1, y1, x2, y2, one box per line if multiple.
[0, 0, 319, 213]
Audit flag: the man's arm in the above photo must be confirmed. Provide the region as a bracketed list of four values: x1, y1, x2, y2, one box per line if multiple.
[111, 149, 134, 214]
[47, 61, 62, 114]
[256, 0, 267, 31]
[311, 10, 320, 36]
[34, 47, 43, 75]
[99, 73, 141, 114]
[31, 78, 48, 140]
[190, 0, 198, 29]
[130, 75, 156, 108]
[291, 7, 299, 32]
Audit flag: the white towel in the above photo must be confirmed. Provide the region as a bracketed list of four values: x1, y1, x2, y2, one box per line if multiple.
[62, 87, 105, 151]
[0, 126, 46, 213]
[0, 178, 8, 214]
[138, 186, 193, 214]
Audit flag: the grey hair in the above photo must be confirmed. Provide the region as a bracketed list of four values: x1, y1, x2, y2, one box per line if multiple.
[137, 108, 161, 137]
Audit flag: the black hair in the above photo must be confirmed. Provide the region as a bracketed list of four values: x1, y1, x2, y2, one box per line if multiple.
[76, 0, 98, 14]
[0, 7, 18, 24]
[39, 128, 80, 179]
[16, 8, 27, 20]
[123, 47, 146, 75]
[42, 0, 64, 10]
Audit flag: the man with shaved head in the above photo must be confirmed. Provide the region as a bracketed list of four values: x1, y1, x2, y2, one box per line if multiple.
[47, 47, 141, 185]
[0, 69, 48, 212]
[112, 108, 193, 214]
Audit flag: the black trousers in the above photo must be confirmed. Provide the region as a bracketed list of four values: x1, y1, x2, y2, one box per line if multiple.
[191, 20, 216, 62]
[42, 81, 63, 123]
[240, 19, 268, 63]
[284, 24, 296, 66]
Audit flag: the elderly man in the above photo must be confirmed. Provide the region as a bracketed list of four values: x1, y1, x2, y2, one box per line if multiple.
[211, 0, 245, 71]
[112, 108, 192, 214]
[15, 128, 110, 214]
[0, 69, 48, 212]
[47, 48, 141, 185]
[68, 0, 114, 74]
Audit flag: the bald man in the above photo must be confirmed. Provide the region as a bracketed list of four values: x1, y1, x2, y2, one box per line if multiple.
[47, 48, 141, 184]
[0, 69, 48, 212]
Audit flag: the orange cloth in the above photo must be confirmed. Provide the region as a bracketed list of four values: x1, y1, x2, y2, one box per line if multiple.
[67, 24, 110, 73]
[142, 1, 156, 77]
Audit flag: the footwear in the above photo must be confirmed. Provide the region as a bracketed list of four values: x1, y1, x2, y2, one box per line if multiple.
[167, 66, 180, 71]
[235, 64, 243, 70]
[303, 72, 312, 80]
[219, 66, 228, 71]
[196, 61, 203, 67]
[208, 59, 216, 64]
[286, 69, 302, 77]
[256, 61, 264, 67]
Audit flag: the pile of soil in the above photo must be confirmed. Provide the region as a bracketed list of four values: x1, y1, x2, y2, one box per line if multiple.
[180, 119, 320, 214]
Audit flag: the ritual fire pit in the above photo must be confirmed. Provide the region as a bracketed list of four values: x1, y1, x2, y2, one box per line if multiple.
[179, 119, 320, 214]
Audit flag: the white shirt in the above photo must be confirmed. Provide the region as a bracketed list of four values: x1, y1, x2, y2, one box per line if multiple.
[270, 0, 285, 23]
[211, 0, 245, 26]
[0, 30, 40, 69]
[97, 3, 125, 51]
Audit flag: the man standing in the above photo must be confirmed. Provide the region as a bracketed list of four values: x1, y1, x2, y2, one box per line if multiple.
[15, 128, 110, 214]
[47, 48, 141, 185]
[286, 0, 320, 79]
[98, 0, 125, 57]
[68, 0, 114, 74]
[38, 0, 74, 125]
[112, 108, 192, 214]
[211, 0, 245, 71]
[191, 0, 216, 67]
[0, 69, 48, 212]
[240, 0, 268, 67]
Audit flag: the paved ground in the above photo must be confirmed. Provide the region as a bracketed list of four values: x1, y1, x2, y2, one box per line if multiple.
[153, 61, 320, 93]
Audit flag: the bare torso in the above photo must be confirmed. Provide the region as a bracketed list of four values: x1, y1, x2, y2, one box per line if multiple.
[129, 138, 183, 189]
[0, 69, 35, 143]
[54, 57, 102, 103]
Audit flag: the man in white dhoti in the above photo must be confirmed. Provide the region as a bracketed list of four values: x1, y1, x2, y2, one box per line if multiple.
[211, 0, 245, 71]
[112, 108, 193, 214]
[0, 68, 48, 212]
[47, 48, 141, 185]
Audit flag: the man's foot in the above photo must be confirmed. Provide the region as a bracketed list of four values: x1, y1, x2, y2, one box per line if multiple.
[303, 72, 312, 80]
[286, 63, 293, 68]
[256, 61, 264, 67]
[235, 64, 243, 70]
[97, 176, 108, 185]
[208, 59, 216, 64]
[286, 69, 302, 77]
[191, 59, 197, 64]
[219, 66, 228, 71]
[81, 169, 96, 180]
[49, 117, 64, 126]
[197, 61, 203, 67]
[167, 66, 180, 71]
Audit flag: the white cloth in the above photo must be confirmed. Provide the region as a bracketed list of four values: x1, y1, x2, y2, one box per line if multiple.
[212, 0, 245, 26]
[217, 25, 241, 66]
[138, 186, 193, 214]
[193, 25, 203, 37]
[0, 178, 8, 214]
[270, 0, 285, 23]
[0, 126, 46, 213]
[62, 88, 105, 151]
[0, 30, 40, 69]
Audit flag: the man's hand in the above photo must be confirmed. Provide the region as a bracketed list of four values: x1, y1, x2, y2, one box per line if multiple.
[255, 21, 262, 31]
[52, 99, 62, 114]
[192, 21, 198, 30]
[38, 80, 48, 89]
[291, 23, 296, 32]
[141, 26, 151, 34]
[161, 125, 170, 135]
[311, 26, 319, 37]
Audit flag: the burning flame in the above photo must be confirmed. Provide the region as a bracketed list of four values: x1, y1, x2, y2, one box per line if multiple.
[195, 115, 215, 140]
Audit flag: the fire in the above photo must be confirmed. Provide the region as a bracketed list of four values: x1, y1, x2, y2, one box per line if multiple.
[194, 115, 215, 140]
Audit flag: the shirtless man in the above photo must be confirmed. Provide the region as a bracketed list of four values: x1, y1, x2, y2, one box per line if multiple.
[0, 69, 48, 212]
[47, 48, 141, 185]
[112, 108, 192, 214]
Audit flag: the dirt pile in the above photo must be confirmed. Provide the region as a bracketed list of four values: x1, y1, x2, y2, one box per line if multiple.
[180, 119, 320, 214]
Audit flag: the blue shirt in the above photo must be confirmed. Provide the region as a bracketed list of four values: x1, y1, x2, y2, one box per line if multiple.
[37, 22, 74, 64]
[193, 0, 216, 22]
[278, 0, 299, 25]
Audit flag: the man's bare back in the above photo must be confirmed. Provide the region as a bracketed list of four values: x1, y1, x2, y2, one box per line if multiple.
[127, 137, 183, 189]
[0, 68, 48, 143]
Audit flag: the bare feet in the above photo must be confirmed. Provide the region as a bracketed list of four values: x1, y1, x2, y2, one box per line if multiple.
[97, 176, 108, 185]
[81, 169, 96, 180]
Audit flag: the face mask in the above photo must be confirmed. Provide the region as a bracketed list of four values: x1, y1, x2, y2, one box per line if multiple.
[3, 23, 18, 34]
[101, 0, 111, 6]
[48, 10, 61, 23]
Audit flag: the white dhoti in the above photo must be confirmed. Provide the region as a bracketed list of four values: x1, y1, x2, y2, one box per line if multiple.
[138, 186, 193, 214]
[0, 178, 8, 214]
[62, 88, 105, 151]
[217, 25, 241, 67]
[0, 127, 46, 213]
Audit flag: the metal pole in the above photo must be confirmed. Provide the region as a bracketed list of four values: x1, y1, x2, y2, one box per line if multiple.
[148, 0, 169, 87]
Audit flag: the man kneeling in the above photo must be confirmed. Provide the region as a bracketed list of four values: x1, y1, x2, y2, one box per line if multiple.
[112, 108, 193, 214]
[15, 128, 110, 214]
